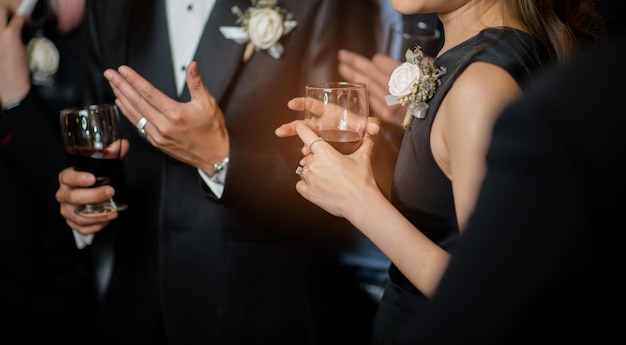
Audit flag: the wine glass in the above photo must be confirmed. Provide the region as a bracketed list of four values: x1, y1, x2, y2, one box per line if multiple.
[304, 82, 369, 154]
[60, 104, 128, 214]
[384, 18, 442, 60]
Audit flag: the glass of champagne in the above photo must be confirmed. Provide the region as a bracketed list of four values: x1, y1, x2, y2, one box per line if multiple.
[60, 104, 128, 214]
[304, 82, 369, 154]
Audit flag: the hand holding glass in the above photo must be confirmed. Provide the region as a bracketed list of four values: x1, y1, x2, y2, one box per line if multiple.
[304, 82, 369, 154]
[60, 104, 128, 214]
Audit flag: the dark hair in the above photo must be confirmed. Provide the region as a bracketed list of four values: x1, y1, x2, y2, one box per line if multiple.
[508, 0, 605, 60]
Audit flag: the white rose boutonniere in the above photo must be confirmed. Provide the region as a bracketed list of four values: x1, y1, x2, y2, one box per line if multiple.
[219, 0, 297, 62]
[388, 62, 422, 98]
[27, 34, 60, 86]
[385, 46, 446, 129]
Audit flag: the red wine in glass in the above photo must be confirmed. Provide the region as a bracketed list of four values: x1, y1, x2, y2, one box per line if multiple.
[304, 82, 369, 155]
[317, 129, 362, 154]
[66, 147, 120, 187]
[60, 104, 127, 214]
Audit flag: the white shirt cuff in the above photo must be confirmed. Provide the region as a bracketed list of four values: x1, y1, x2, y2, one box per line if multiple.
[3, 97, 24, 111]
[198, 168, 225, 199]
[72, 230, 94, 249]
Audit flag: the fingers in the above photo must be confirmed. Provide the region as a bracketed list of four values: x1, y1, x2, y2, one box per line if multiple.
[295, 123, 326, 155]
[56, 168, 117, 234]
[276, 98, 306, 137]
[58, 167, 96, 189]
[274, 119, 303, 138]
[366, 117, 382, 136]
[56, 168, 113, 209]
[338, 50, 405, 126]
[103, 65, 170, 129]
[62, 204, 116, 235]
[0, 6, 7, 30]
[185, 60, 220, 116]
[0, 5, 27, 32]
[287, 97, 305, 111]
[8, 11, 26, 31]
[369, 55, 407, 126]
[275, 97, 306, 137]
[371, 53, 401, 85]
[57, 173, 114, 207]
[337, 49, 374, 84]
[185, 61, 208, 99]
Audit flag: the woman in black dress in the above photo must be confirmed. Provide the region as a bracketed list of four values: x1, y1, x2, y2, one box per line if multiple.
[276, 0, 604, 343]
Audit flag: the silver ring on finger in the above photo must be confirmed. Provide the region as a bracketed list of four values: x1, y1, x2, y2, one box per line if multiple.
[136, 117, 148, 138]
[307, 137, 324, 154]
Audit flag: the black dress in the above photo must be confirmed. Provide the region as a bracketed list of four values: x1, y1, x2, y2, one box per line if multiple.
[373, 27, 555, 344]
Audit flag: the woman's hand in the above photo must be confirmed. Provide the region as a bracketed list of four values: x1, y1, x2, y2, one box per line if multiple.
[286, 123, 379, 220]
[275, 97, 383, 155]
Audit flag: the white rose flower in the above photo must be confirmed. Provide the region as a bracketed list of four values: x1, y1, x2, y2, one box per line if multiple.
[221, 1, 296, 62]
[248, 8, 284, 50]
[388, 62, 421, 97]
[385, 47, 446, 128]
[27, 36, 59, 80]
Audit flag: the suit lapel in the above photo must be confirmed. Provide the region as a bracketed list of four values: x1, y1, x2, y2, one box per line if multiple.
[180, 0, 249, 102]
[127, 0, 177, 98]
[125, 0, 249, 102]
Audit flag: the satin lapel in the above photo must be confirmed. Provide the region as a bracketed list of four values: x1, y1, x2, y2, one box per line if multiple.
[179, 0, 248, 102]
[127, 0, 177, 99]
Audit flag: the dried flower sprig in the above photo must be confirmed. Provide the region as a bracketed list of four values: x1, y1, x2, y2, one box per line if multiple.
[385, 46, 446, 129]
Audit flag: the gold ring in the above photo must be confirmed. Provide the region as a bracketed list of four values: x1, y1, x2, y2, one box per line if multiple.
[307, 137, 324, 153]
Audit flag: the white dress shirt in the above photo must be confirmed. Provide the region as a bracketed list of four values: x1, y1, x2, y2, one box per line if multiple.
[166, 0, 215, 96]
[165, 0, 227, 197]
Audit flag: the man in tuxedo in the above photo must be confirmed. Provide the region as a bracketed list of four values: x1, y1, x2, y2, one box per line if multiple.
[0, 0, 99, 344]
[56, 0, 379, 343]
[411, 33, 625, 344]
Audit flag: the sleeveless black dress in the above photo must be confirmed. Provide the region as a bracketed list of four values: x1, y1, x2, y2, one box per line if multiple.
[373, 27, 555, 344]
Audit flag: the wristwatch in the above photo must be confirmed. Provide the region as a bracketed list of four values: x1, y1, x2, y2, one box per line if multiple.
[208, 157, 229, 184]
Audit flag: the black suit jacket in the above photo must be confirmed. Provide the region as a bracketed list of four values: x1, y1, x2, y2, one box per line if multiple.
[410, 34, 626, 344]
[82, 0, 378, 343]
[0, 5, 98, 343]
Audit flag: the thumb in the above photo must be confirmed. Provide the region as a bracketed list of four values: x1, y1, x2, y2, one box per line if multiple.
[185, 61, 209, 99]
[357, 135, 375, 157]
